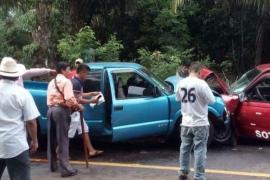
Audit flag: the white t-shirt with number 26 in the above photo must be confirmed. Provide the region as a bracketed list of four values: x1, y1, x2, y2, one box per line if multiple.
[176, 76, 215, 127]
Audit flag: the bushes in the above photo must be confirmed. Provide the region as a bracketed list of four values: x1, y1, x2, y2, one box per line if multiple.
[57, 26, 123, 64]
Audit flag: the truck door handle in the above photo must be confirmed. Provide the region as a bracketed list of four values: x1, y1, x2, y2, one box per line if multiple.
[114, 105, 123, 111]
[256, 112, 262, 115]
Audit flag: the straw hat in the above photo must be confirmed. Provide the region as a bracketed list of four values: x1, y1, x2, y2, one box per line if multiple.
[0, 57, 25, 77]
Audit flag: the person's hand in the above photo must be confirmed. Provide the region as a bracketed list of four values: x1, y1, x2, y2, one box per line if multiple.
[30, 140, 38, 153]
[77, 104, 84, 112]
[94, 91, 101, 96]
[92, 95, 101, 104]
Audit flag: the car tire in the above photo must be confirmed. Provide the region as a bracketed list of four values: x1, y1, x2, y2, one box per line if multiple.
[213, 124, 232, 143]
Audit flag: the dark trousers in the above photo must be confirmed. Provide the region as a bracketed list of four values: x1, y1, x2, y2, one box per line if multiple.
[47, 106, 74, 174]
[0, 150, 30, 180]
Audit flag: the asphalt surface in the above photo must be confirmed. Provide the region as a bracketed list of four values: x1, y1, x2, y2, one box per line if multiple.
[2, 138, 270, 180]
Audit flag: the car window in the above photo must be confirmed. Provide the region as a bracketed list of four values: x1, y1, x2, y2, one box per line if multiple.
[246, 77, 270, 102]
[230, 68, 261, 94]
[112, 71, 154, 99]
[83, 69, 103, 92]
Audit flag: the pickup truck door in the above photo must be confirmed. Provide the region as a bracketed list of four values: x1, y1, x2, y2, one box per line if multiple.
[237, 76, 270, 140]
[107, 68, 170, 141]
[82, 69, 108, 136]
[24, 81, 48, 135]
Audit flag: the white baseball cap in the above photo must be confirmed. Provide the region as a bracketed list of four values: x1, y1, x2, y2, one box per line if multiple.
[75, 58, 84, 65]
[0, 57, 25, 77]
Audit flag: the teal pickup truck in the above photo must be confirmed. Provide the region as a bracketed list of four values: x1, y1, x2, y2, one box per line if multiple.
[24, 62, 230, 144]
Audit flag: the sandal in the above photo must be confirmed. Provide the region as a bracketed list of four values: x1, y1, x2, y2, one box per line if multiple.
[89, 150, 104, 158]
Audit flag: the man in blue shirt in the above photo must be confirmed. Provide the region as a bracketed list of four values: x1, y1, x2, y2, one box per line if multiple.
[70, 63, 104, 157]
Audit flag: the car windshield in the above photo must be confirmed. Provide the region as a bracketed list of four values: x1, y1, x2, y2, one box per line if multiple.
[141, 68, 171, 94]
[230, 68, 261, 94]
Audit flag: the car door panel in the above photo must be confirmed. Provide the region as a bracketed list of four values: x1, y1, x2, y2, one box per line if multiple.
[107, 68, 170, 142]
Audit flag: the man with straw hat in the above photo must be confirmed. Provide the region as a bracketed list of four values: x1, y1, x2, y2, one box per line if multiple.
[0, 57, 40, 180]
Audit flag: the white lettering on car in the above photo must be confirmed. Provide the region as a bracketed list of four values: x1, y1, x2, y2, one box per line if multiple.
[255, 130, 270, 139]
[255, 130, 261, 138]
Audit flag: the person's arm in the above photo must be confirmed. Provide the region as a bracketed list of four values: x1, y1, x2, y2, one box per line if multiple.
[82, 91, 100, 97]
[64, 80, 83, 111]
[26, 119, 38, 153]
[202, 81, 215, 105]
[22, 91, 40, 153]
[78, 96, 100, 104]
[22, 68, 55, 80]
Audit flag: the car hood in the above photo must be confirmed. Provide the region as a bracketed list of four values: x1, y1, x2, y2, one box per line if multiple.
[199, 68, 230, 95]
[165, 67, 229, 95]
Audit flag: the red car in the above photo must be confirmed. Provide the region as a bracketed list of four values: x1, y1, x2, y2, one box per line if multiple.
[200, 64, 270, 143]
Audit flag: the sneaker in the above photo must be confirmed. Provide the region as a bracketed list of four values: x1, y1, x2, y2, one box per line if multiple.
[61, 169, 78, 177]
[179, 174, 188, 180]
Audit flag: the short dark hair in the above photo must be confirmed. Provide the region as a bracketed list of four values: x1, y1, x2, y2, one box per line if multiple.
[56, 61, 69, 74]
[182, 59, 192, 67]
[189, 61, 203, 73]
[76, 63, 90, 73]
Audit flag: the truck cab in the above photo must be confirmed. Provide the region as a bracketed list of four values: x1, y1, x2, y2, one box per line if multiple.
[25, 62, 229, 144]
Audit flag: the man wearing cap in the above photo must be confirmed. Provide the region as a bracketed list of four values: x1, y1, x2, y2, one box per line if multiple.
[47, 61, 83, 177]
[0, 57, 40, 180]
[68, 58, 83, 79]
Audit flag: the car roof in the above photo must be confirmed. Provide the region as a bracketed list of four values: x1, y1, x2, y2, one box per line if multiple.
[87, 62, 143, 69]
[256, 63, 270, 72]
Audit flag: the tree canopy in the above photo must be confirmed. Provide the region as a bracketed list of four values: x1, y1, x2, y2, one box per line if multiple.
[0, 0, 267, 79]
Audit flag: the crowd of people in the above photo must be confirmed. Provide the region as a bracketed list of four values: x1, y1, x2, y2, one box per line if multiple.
[0, 56, 213, 180]
[0, 57, 103, 179]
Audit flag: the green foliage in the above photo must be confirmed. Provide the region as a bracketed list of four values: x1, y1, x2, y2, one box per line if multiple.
[0, 8, 32, 61]
[139, 47, 193, 79]
[22, 42, 39, 66]
[57, 26, 123, 64]
[95, 35, 123, 61]
[14, 9, 36, 32]
[0, 0, 262, 79]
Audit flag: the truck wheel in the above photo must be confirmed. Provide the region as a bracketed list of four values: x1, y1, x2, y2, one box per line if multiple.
[170, 119, 214, 147]
[213, 124, 232, 143]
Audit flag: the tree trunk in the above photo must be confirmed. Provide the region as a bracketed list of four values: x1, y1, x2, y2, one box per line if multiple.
[255, 13, 270, 65]
[68, 0, 83, 33]
[32, 0, 53, 67]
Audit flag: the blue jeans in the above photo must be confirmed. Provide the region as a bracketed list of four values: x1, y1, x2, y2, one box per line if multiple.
[179, 126, 209, 180]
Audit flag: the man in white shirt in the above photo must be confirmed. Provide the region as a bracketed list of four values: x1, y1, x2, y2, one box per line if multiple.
[0, 57, 40, 180]
[176, 62, 215, 180]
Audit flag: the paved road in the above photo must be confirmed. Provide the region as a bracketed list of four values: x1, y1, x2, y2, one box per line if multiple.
[2, 138, 270, 180]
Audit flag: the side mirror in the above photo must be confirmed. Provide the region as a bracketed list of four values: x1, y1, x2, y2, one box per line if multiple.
[165, 82, 174, 93]
[238, 92, 246, 102]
